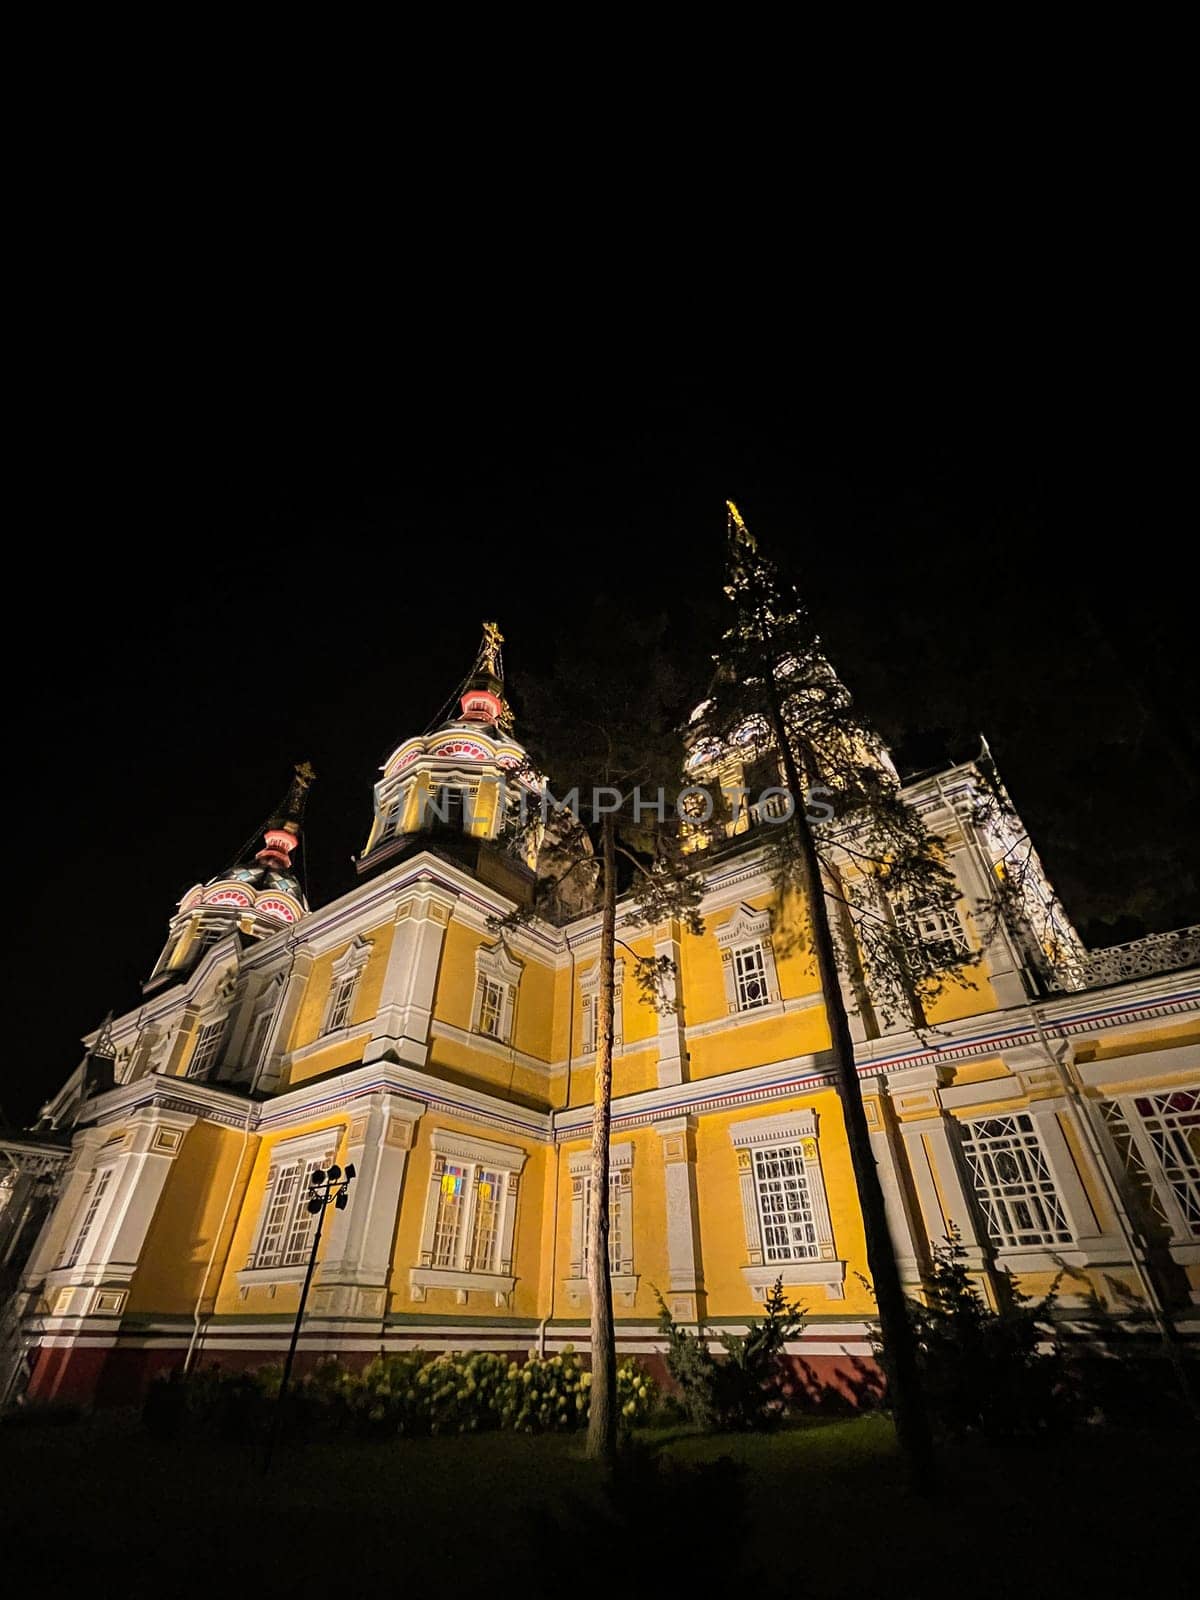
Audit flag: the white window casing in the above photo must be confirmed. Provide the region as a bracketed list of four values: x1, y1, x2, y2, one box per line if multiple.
[1100, 1085, 1199, 1245]
[579, 959, 624, 1055]
[240, 1129, 339, 1287]
[564, 1143, 636, 1307]
[187, 1019, 227, 1079]
[715, 904, 780, 1015]
[58, 1165, 117, 1269]
[958, 1112, 1074, 1250]
[469, 942, 523, 1046]
[894, 896, 970, 974]
[319, 936, 372, 1038]
[729, 1110, 844, 1300]
[411, 1128, 527, 1306]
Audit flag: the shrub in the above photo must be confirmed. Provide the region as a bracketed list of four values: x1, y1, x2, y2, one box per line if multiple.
[143, 1347, 657, 1440]
[654, 1278, 806, 1431]
[890, 1227, 1074, 1441]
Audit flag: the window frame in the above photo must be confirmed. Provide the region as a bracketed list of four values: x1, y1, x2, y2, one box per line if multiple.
[1101, 1086, 1200, 1242]
[187, 1018, 227, 1079]
[240, 1130, 339, 1284]
[732, 941, 772, 1012]
[729, 1110, 844, 1301]
[58, 1163, 117, 1269]
[564, 1143, 636, 1307]
[318, 937, 372, 1039]
[411, 1128, 527, 1307]
[469, 942, 523, 1046]
[894, 896, 970, 974]
[750, 1141, 821, 1264]
[715, 904, 781, 1016]
[958, 1112, 1074, 1250]
[579, 959, 624, 1055]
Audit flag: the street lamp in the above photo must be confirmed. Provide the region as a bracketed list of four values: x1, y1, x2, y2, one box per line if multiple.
[263, 1161, 355, 1471]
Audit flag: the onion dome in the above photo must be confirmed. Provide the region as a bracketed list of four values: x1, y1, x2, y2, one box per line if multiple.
[187, 761, 316, 924]
[145, 764, 316, 993]
[360, 624, 535, 875]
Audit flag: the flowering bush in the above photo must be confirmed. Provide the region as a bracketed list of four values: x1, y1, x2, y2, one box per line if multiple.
[617, 1358, 654, 1422]
[147, 1347, 656, 1440]
[499, 1347, 578, 1433]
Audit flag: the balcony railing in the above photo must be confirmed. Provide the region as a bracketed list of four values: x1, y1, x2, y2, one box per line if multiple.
[1049, 925, 1200, 991]
[1078, 925, 1200, 986]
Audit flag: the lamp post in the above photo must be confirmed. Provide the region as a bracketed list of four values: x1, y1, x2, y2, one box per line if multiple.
[263, 1160, 355, 1472]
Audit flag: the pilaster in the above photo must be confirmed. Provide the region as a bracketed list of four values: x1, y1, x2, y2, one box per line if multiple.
[314, 1092, 424, 1321]
[892, 1068, 989, 1273]
[948, 831, 1029, 1008]
[364, 888, 456, 1068]
[861, 1075, 926, 1290]
[653, 1115, 706, 1321]
[19, 1127, 107, 1291]
[42, 1106, 196, 1317]
[653, 920, 689, 1087]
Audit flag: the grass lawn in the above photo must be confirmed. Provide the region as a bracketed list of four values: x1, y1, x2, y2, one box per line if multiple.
[2, 1412, 1195, 1596]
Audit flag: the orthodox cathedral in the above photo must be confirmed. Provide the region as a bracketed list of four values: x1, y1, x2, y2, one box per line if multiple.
[2, 625, 1197, 1406]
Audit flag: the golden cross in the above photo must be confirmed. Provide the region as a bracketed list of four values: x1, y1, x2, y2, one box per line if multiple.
[480, 620, 504, 674]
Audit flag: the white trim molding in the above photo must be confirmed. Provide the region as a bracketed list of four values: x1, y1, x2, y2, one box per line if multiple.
[411, 1127, 527, 1306]
[470, 941, 524, 1046]
[714, 903, 781, 1016]
[728, 1110, 844, 1300]
[565, 1142, 636, 1308]
[579, 959, 624, 1056]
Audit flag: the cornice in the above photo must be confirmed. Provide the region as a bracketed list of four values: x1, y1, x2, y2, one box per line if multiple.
[429, 1018, 564, 1079]
[257, 1059, 554, 1143]
[78, 1073, 257, 1133]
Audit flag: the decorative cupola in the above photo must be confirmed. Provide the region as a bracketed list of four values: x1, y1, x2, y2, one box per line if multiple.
[144, 763, 316, 993]
[458, 620, 515, 732]
[360, 623, 538, 879]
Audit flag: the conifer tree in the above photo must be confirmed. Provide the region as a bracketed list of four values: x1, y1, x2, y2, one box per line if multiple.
[498, 610, 703, 1463]
[694, 504, 979, 1488]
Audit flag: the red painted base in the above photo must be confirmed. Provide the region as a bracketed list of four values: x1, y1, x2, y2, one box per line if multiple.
[25, 1338, 886, 1414]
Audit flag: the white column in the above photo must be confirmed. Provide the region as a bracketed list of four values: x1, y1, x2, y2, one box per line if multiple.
[315, 1092, 424, 1320]
[653, 920, 689, 1088]
[948, 832, 1029, 1008]
[364, 888, 455, 1068]
[44, 1108, 196, 1317]
[892, 1069, 989, 1272]
[19, 1127, 107, 1291]
[654, 1116, 705, 1322]
[86, 1110, 196, 1277]
[861, 1075, 924, 1290]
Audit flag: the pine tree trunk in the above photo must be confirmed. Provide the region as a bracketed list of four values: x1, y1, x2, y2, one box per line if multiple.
[764, 685, 936, 1492]
[585, 812, 619, 1462]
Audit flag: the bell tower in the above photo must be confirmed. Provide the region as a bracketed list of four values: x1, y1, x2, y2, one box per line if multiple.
[144, 763, 316, 994]
[359, 623, 533, 877]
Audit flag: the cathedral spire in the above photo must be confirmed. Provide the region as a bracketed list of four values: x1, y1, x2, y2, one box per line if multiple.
[458, 620, 514, 732]
[254, 760, 317, 872]
[145, 764, 315, 993]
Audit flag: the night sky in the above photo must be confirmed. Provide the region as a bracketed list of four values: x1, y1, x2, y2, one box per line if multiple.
[11, 415, 1197, 1126]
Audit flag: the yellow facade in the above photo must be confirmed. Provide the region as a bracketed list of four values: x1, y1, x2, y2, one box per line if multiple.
[15, 638, 1199, 1409]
